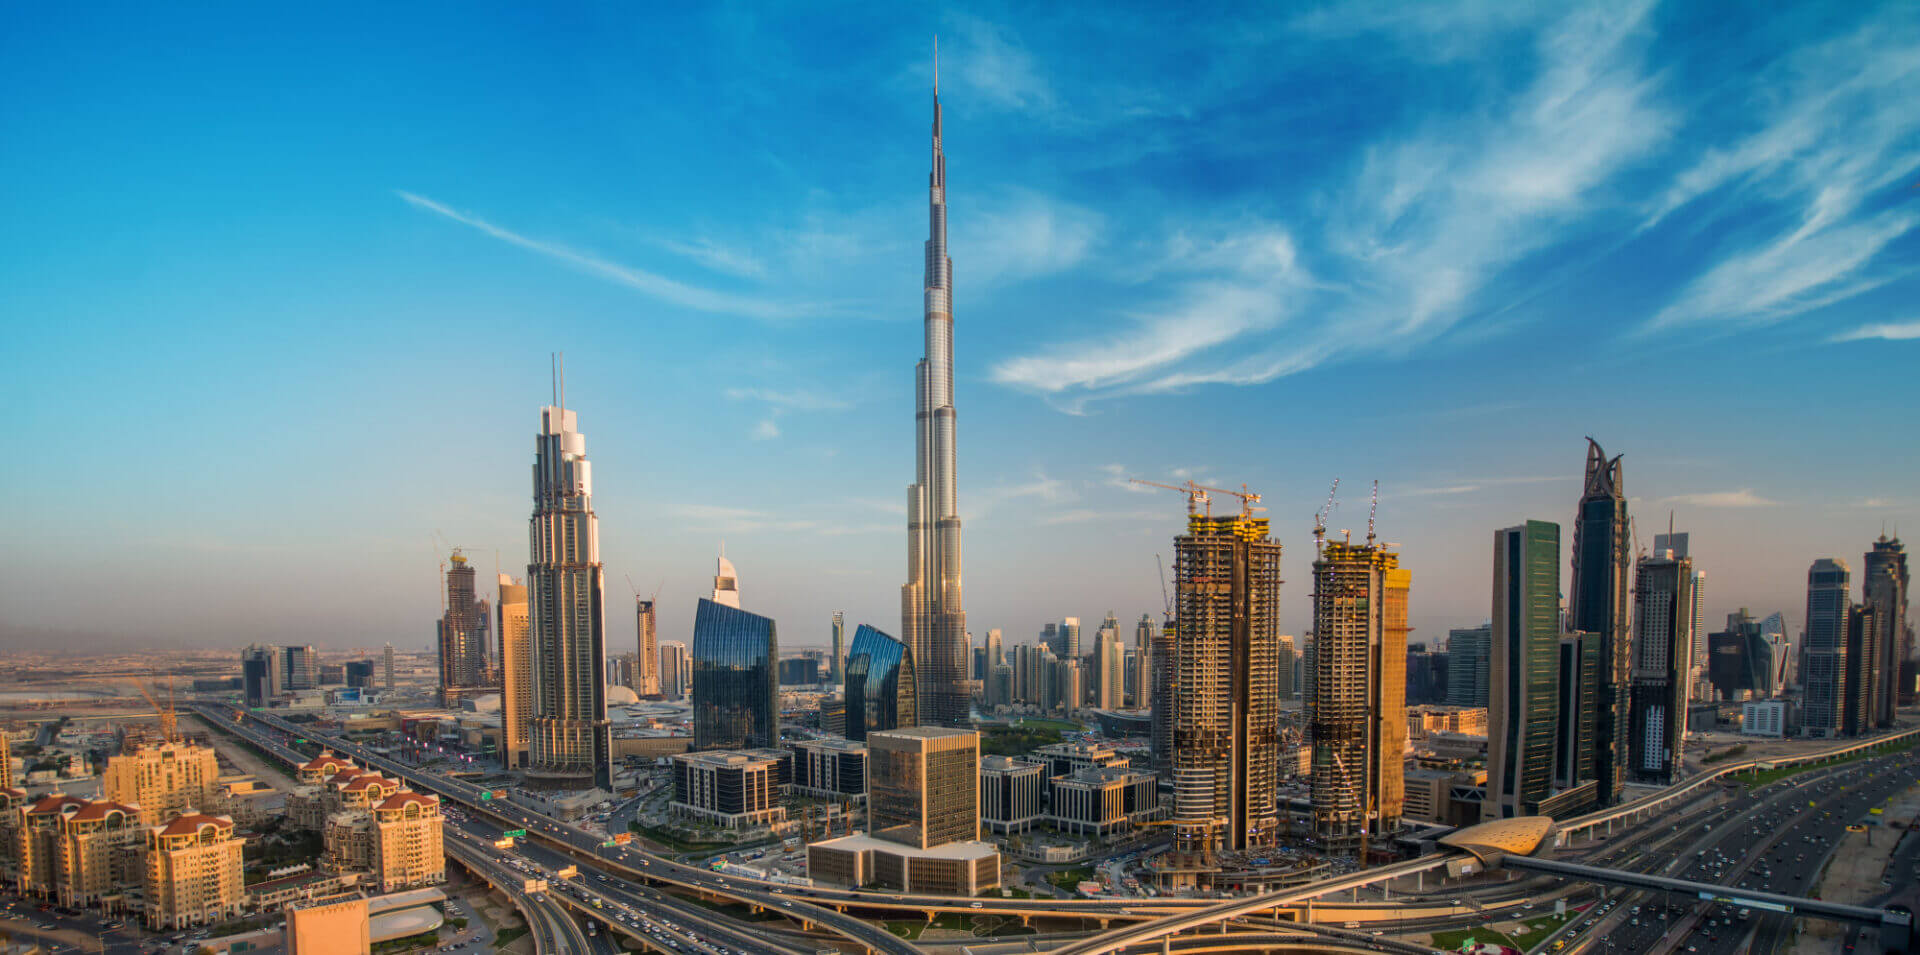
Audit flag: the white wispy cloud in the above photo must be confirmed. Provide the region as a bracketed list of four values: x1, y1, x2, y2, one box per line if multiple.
[1643, 15, 1920, 331]
[397, 191, 814, 321]
[723, 387, 852, 412]
[993, 1, 1670, 406]
[751, 419, 780, 440]
[965, 471, 1075, 522]
[1400, 476, 1571, 497]
[1040, 509, 1167, 526]
[956, 190, 1102, 287]
[674, 503, 815, 532]
[1657, 489, 1783, 509]
[843, 496, 909, 516]
[1830, 320, 1920, 343]
[945, 14, 1056, 113]
[654, 237, 767, 279]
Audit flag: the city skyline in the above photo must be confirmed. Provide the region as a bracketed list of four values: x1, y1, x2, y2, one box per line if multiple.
[5, 3, 1920, 654]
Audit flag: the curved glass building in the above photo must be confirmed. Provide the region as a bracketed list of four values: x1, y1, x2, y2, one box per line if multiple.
[845, 624, 916, 741]
[692, 598, 778, 750]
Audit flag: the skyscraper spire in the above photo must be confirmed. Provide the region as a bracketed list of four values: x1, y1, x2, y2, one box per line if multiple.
[903, 53, 968, 727]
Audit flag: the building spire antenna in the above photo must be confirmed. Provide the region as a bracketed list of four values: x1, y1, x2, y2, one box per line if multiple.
[933, 34, 939, 96]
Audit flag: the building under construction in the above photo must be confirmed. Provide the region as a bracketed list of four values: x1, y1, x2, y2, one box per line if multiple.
[437, 550, 494, 707]
[1142, 481, 1283, 887]
[1309, 514, 1408, 853]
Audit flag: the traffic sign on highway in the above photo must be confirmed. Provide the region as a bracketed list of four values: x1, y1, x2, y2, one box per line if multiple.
[505, 829, 527, 838]
[480, 791, 492, 801]
[601, 839, 618, 847]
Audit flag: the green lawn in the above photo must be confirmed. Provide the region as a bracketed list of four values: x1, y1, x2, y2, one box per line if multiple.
[884, 920, 929, 940]
[493, 926, 529, 947]
[1012, 717, 1084, 732]
[1745, 739, 1918, 790]
[1045, 866, 1096, 889]
[1430, 926, 1522, 952]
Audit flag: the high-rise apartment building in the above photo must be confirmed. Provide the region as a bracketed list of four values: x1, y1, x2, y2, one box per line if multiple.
[636, 598, 659, 697]
[383, 642, 395, 689]
[283, 645, 318, 691]
[1864, 535, 1910, 721]
[1166, 506, 1283, 875]
[1843, 604, 1879, 737]
[1059, 618, 1082, 661]
[497, 574, 532, 770]
[1487, 522, 1560, 820]
[525, 399, 612, 791]
[1447, 625, 1492, 708]
[437, 550, 491, 706]
[658, 642, 689, 700]
[368, 791, 445, 893]
[1132, 615, 1153, 709]
[1567, 438, 1630, 806]
[103, 740, 220, 825]
[691, 598, 778, 751]
[143, 813, 244, 930]
[845, 624, 916, 742]
[1555, 632, 1600, 797]
[1802, 558, 1851, 737]
[899, 76, 970, 728]
[1628, 552, 1693, 785]
[830, 611, 847, 686]
[1309, 530, 1408, 849]
[1093, 619, 1124, 710]
[1150, 617, 1174, 774]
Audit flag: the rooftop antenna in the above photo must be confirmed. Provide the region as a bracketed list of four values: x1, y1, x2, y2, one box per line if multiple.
[1367, 480, 1379, 546]
[550, 353, 557, 406]
[933, 35, 939, 95]
[558, 351, 566, 412]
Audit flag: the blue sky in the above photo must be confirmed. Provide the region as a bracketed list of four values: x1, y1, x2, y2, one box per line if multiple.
[3, 2, 1916, 653]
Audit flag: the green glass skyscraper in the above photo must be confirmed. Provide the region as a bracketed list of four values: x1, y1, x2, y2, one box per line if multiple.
[1487, 521, 1561, 819]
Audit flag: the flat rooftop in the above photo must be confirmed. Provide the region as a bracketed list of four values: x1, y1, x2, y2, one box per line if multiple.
[809, 832, 1000, 862]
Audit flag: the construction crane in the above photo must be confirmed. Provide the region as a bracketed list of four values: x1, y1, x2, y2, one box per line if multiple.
[1130, 478, 1211, 516]
[1366, 480, 1379, 545]
[1191, 482, 1266, 519]
[124, 672, 179, 744]
[1313, 478, 1341, 549]
[1156, 554, 1173, 621]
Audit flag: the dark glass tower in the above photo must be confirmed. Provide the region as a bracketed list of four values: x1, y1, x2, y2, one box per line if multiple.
[1488, 521, 1560, 819]
[1864, 535, 1910, 721]
[692, 598, 778, 751]
[845, 624, 917, 742]
[1567, 438, 1630, 806]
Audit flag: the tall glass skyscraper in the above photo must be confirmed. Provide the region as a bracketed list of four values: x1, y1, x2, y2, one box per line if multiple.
[691, 597, 778, 751]
[1568, 438, 1630, 806]
[1864, 535, 1910, 720]
[526, 400, 611, 791]
[1802, 558, 1851, 737]
[900, 67, 970, 727]
[1488, 521, 1560, 819]
[1628, 553, 1693, 785]
[845, 624, 916, 742]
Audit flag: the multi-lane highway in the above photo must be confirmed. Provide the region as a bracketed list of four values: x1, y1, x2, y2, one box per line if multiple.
[1538, 747, 1920, 955]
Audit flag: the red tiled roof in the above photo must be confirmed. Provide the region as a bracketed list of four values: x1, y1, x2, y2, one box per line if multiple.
[341, 775, 396, 792]
[68, 800, 139, 822]
[28, 794, 88, 815]
[376, 791, 438, 812]
[301, 753, 356, 772]
[156, 812, 232, 837]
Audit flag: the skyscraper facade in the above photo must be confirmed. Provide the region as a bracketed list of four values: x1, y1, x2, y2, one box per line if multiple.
[658, 642, 689, 700]
[845, 624, 917, 742]
[635, 598, 659, 697]
[1802, 558, 1851, 737]
[867, 727, 980, 849]
[1628, 552, 1693, 785]
[1093, 620, 1124, 710]
[830, 611, 847, 686]
[1309, 533, 1408, 849]
[1863, 535, 1910, 719]
[899, 75, 969, 728]
[1567, 438, 1630, 806]
[1843, 603, 1879, 737]
[1447, 625, 1492, 708]
[1132, 615, 1153, 709]
[1487, 522, 1560, 820]
[1168, 508, 1283, 872]
[525, 402, 611, 791]
[1150, 617, 1174, 775]
[437, 551, 491, 707]
[691, 598, 778, 751]
[383, 643, 395, 690]
[711, 552, 740, 608]
[498, 574, 532, 769]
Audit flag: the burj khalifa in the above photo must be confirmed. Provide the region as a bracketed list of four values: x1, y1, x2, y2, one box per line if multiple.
[902, 51, 969, 727]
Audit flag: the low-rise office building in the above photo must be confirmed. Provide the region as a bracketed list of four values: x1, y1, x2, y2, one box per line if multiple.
[1044, 767, 1160, 837]
[1032, 741, 1131, 777]
[670, 751, 787, 830]
[790, 738, 866, 800]
[806, 833, 1001, 896]
[979, 757, 1045, 834]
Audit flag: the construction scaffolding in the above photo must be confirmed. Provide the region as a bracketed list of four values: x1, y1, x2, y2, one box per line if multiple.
[1308, 531, 1409, 854]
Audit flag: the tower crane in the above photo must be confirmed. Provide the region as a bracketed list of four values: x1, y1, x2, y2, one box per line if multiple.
[123, 672, 179, 744]
[1366, 480, 1379, 545]
[1130, 478, 1210, 516]
[1191, 483, 1266, 519]
[1313, 478, 1340, 549]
